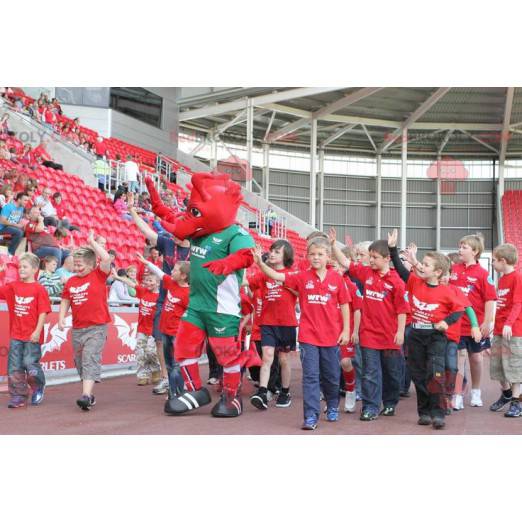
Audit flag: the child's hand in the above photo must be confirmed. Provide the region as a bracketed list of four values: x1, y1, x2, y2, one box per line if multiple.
[30, 330, 40, 343]
[434, 320, 449, 332]
[328, 227, 337, 245]
[337, 329, 350, 346]
[480, 321, 492, 338]
[252, 245, 263, 264]
[387, 228, 398, 248]
[394, 330, 405, 346]
[87, 229, 95, 244]
[351, 330, 359, 345]
[503, 325, 512, 341]
[471, 326, 482, 343]
[136, 252, 146, 265]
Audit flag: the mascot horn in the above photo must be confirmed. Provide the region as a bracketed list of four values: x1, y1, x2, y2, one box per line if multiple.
[145, 174, 262, 418]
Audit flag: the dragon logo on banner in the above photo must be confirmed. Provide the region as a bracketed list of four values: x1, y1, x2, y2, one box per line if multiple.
[42, 315, 72, 357]
[113, 313, 138, 351]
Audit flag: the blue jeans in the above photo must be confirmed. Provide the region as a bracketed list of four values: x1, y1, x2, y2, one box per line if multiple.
[163, 334, 184, 396]
[445, 341, 458, 398]
[1, 225, 23, 255]
[35, 245, 64, 265]
[300, 343, 340, 420]
[353, 344, 363, 396]
[8, 340, 45, 399]
[128, 180, 139, 193]
[361, 347, 402, 414]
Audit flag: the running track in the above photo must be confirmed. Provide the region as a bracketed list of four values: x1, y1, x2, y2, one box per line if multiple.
[1, 355, 521, 435]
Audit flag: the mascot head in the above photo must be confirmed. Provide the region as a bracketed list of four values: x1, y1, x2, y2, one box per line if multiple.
[162, 172, 242, 239]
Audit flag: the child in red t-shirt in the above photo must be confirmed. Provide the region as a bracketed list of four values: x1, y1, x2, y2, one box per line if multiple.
[449, 234, 497, 409]
[113, 267, 162, 386]
[489, 244, 522, 418]
[330, 228, 409, 422]
[0, 253, 51, 408]
[249, 240, 298, 410]
[254, 237, 350, 430]
[59, 230, 112, 411]
[138, 254, 190, 401]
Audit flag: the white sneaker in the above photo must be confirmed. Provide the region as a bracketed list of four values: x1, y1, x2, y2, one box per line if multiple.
[470, 389, 483, 407]
[344, 391, 356, 413]
[452, 394, 464, 410]
[152, 378, 169, 395]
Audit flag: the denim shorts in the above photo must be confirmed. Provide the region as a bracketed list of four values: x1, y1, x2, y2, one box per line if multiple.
[458, 335, 491, 354]
[261, 325, 297, 352]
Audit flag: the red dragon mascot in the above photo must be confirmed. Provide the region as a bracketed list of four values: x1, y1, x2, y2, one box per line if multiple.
[145, 173, 261, 417]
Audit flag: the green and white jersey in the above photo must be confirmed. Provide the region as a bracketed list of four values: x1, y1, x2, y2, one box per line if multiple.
[189, 224, 255, 317]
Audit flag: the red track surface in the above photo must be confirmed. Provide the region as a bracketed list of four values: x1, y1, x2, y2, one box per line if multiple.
[1, 355, 521, 435]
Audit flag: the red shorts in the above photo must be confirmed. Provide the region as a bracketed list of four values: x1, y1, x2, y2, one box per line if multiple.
[340, 343, 355, 360]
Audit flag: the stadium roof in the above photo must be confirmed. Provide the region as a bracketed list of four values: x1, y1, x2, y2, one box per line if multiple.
[178, 87, 522, 160]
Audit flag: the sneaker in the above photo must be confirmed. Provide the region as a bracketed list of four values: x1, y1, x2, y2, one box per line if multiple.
[326, 407, 339, 422]
[31, 385, 45, 405]
[432, 417, 446, 430]
[7, 397, 26, 408]
[250, 391, 268, 410]
[360, 410, 378, 421]
[275, 392, 292, 408]
[152, 378, 169, 395]
[151, 371, 162, 385]
[76, 394, 95, 411]
[417, 415, 432, 426]
[344, 391, 357, 413]
[490, 394, 511, 412]
[207, 377, 220, 385]
[379, 406, 395, 416]
[452, 394, 464, 411]
[400, 391, 411, 398]
[470, 389, 483, 407]
[356, 392, 362, 401]
[302, 416, 318, 430]
[137, 377, 150, 386]
[504, 400, 522, 418]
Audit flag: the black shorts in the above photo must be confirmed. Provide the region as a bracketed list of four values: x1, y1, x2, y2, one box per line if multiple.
[458, 336, 491, 354]
[261, 325, 297, 353]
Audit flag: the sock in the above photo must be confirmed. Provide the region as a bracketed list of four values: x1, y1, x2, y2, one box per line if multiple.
[180, 362, 202, 391]
[223, 370, 241, 395]
[259, 386, 268, 395]
[282, 387, 290, 395]
[503, 389, 513, 400]
[343, 368, 356, 392]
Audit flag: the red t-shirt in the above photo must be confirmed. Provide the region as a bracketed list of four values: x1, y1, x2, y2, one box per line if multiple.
[250, 287, 264, 342]
[342, 274, 363, 347]
[449, 262, 497, 336]
[135, 285, 158, 335]
[159, 276, 189, 336]
[407, 272, 464, 325]
[62, 267, 111, 329]
[494, 271, 522, 336]
[349, 264, 409, 350]
[445, 285, 472, 343]
[0, 281, 51, 343]
[285, 268, 350, 347]
[94, 141, 108, 156]
[248, 268, 298, 327]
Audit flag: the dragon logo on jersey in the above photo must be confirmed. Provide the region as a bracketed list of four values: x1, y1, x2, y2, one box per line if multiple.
[305, 281, 314, 290]
[166, 292, 181, 304]
[15, 296, 34, 305]
[113, 314, 138, 351]
[498, 288, 510, 297]
[214, 326, 226, 334]
[70, 282, 90, 294]
[41, 315, 72, 357]
[328, 285, 338, 292]
[412, 295, 439, 312]
[212, 237, 223, 244]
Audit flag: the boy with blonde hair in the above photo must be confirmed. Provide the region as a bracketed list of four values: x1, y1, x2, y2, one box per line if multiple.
[489, 243, 522, 417]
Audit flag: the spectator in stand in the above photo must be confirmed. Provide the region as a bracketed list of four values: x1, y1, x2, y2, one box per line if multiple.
[125, 265, 138, 297]
[42, 105, 57, 130]
[1, 114, 14, 138]
[0, 191, 29, 255]
[0, 184, 13, 208]
[25, 185, 37, 209]
[51, 192, 80, 231]
[34, 188, 78, 231]
[19, 144, 34, 167]
[93, 155, 111, 191]
[108, 268, 133, 303]
[113, 192, 133, 221]
[264, 205, 278, 237]
[136, 246, 162, 283]
[38, 255, 63, 298]
[0, 140, 11, 160]
[32, 140, 63, 171]
[124, 154, 140, 193]
[24, 207, 69, 264]
[55, 254, 75, 282]
[94, 136, 108, 158]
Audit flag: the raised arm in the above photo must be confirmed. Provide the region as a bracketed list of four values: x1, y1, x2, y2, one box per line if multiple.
[253, 246, 286, 282]
[144, 177, 177, 221]
[388, 228, 410, 282]
[328, 227, 351, 270]
[128, 207, 158, 246]
[136, 252, 165, 280]
[87, 229, 111, 273]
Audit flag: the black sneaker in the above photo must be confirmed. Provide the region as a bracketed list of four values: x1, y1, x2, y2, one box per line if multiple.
[504, 400, 522, 418]
[489, 394, 511, 412]
[250, 391, 268, 410]
[417, 415, 432, 426]
[379, 406, 395, 416]
[360, 410, 378, 421]
[76, 394, 95, 411]
[400, 391, 410, 398]
[432, 417, 445, 430]
[275, 392, 292, 408]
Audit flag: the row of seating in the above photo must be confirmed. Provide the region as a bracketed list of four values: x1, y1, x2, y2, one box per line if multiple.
[501, 190, 522, 270]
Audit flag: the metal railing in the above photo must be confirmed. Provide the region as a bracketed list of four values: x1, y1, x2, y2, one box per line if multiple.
[98, 160, 162, 196]
[255, 209, 287, 239]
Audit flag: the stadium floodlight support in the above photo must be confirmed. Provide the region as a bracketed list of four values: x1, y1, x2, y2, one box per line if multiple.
[262, 142, 270, 200]
[310, 119, 318, 228]
[362, 124, 377, 151]
[264, 111, 276, 142]
[436, 153, 442, 251]
[246, 98, 254, 192]
[378, 88, 451, 154]
[499, 87, 515, 197]
[400, 129, 408, 250]
[318, 148, 325, 231]
[267, 87, 382, 144]
[376, 154, 382, 238]
[178, 87, 341, 121]
[209, 132, 218, 169]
